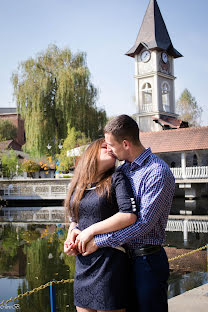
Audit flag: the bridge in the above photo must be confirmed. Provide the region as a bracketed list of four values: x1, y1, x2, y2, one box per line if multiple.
[1, 206, 65, 222]
[0, 179, 70, 200]
[1, 207, 208, 238]
[0, 166, 208, 201]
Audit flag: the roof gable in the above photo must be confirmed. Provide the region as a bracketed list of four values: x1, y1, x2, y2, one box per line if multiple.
[126, 0, 182, 58]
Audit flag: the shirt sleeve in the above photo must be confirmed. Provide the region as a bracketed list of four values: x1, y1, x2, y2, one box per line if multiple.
[95, 167, 175, 248]
[111, 171, 137, 214]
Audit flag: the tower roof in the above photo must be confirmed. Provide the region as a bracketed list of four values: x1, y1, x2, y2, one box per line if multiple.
[126, 0, 182, 58]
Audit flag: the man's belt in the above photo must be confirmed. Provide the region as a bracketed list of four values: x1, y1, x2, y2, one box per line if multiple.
[127, 245, 161, 258]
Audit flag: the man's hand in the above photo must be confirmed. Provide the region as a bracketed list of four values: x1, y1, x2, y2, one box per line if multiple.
[81, 238, 99, 256]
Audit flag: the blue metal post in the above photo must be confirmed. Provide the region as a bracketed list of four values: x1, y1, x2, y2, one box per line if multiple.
[50, 282, 56, 312]
[207, 245, 208, 283]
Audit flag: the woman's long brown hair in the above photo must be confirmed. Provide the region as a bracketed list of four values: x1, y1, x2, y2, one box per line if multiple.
[65, 138, 115, 222]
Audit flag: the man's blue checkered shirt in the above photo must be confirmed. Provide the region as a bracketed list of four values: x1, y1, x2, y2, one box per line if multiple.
[95, 148, 175, 249]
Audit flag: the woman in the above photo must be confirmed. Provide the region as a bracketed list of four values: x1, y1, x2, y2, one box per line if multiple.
[64, 138, 137, 312]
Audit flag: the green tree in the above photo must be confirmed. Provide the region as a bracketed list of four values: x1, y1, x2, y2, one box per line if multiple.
[0, 119, 17, 141]
[0, 225, 21, 272]
[57, 127, 88, 172]
[176, 89, 203, 126]
[1, 150, 22, 178]
[12, 44, 107, 157]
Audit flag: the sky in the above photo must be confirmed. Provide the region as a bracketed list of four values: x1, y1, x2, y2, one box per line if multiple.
[0, 0, 208, 125]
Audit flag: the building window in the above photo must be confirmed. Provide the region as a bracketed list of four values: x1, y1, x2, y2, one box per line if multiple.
[142, 83, 152, 112]
[162, 82, 170, 112]
[193, 154, 198, 166]
[171, 161, 176, 168]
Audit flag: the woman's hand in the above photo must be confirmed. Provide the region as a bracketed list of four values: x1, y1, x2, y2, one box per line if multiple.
[64, 240, 79, 256]
[75, 226, 95, 254]
[64, 227, 81, 256]
[70, 228, 81, 244]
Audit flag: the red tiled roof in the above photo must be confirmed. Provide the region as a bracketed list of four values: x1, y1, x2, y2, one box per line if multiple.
[152, 116, 189, 129]
[140, 126, 208, 153]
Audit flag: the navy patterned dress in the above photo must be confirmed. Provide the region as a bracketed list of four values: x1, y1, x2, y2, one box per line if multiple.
[72, 171, 136, 310]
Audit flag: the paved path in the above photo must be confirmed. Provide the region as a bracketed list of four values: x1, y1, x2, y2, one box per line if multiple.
[168, 283, 208, 312]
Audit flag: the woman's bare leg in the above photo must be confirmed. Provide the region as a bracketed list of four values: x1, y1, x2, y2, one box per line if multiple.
[76, 307, 96, 312]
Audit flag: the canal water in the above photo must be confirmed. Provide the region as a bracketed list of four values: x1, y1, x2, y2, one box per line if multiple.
[0, 221, 207, 312]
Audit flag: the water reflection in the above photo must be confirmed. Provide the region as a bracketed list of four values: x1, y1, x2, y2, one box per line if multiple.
[0, 224, 76, 312]
[168, 272, 207, 299]
[0, 223, 207, 311]
[171, 197, 208, 215]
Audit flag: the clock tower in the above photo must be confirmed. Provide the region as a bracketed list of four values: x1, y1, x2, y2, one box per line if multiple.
[126, 0, 183, 132]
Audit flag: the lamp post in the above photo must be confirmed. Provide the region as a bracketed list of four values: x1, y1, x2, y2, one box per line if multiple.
[47, 143, 52, 151]
[56, 142, 63, 178]
[58, 142, 63, 150]
[46, 141, 63, 178]
[16, 164, 19, 177]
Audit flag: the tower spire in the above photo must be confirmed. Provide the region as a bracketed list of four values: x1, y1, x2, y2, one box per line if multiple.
[126, 0, 182, 58]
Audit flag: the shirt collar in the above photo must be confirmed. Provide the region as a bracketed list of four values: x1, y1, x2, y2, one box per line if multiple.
[127, 147, 152, 170]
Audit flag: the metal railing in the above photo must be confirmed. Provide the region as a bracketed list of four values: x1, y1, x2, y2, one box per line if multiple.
[166, 219, 208, 233]
[170, 166, 208, 179]
[141, 103, 153, 112]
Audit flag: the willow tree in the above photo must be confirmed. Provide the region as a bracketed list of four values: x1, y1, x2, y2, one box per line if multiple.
[12, 44, 107, 157]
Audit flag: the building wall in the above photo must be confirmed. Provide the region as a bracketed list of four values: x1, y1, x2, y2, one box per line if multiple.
[0, 113, 25, 146]
[157, 150, 208, 167]
[135, 114, 161, 132]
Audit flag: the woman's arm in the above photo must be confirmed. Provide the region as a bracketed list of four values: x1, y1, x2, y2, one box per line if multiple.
[86, 212, 136, 235]
[66, 221, 77, 241]
[76, 172, 138, 253]
[76, 212, 137, 253]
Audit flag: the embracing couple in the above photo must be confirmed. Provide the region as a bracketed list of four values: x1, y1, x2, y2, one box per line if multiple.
[64, 114, 175, 312]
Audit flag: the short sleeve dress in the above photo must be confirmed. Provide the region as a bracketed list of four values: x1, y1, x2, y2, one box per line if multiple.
[72, 171, 137, 310]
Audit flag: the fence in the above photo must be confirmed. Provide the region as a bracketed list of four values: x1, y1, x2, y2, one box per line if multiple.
[166, 219, 208, 233]
[171, 166, 208, 179]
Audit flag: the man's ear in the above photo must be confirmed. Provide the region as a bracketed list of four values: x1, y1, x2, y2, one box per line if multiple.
[122, 140, 130, 150]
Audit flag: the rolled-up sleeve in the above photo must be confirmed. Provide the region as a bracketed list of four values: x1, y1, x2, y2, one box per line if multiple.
[111, 171, 137, 214]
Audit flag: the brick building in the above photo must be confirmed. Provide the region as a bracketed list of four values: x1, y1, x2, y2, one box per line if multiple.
[0, 108, 25, 148]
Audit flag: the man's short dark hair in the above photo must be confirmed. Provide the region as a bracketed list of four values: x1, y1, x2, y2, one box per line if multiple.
[104, 115, 140, 144]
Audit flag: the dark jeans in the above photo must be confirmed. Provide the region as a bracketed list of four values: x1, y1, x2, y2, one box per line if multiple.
[127, 247, 169, 312]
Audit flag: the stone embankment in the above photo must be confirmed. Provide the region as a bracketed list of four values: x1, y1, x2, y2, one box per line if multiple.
[168, 283, 208, 312]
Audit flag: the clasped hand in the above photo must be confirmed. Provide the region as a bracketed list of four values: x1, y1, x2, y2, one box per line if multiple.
[64, 228, 81, 256]
[64, 226, 97, 256]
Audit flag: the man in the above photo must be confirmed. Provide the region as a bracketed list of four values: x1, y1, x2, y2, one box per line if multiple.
[69, 115, 175, 311]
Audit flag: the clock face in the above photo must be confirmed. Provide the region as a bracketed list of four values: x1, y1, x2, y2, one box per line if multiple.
[141, 50, 151, 63]
[162, 52, 168, 64]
